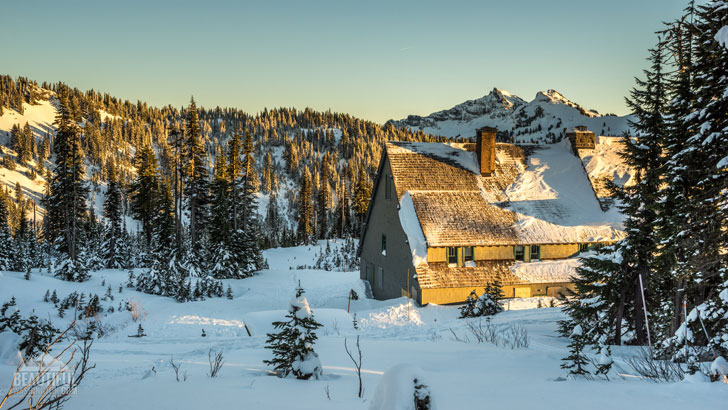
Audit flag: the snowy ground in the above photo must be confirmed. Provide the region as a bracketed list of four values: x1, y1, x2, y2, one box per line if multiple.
[1, 245, 726, 409]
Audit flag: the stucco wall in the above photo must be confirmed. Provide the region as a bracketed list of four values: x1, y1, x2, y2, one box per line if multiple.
[359, 154, 418, 301]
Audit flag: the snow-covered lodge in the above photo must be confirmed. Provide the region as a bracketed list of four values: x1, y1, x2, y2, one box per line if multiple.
[357, 127, 625, 305]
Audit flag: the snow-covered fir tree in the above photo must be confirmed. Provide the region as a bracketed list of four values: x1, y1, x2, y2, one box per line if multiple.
[103, 162, 126, 269]
[264, 283, 323, 379]
[44, 87, 90, 282]
[561, 324, 591, 378]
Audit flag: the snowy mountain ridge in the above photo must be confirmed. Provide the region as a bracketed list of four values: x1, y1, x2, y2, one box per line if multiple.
[389, 88, 632, 143]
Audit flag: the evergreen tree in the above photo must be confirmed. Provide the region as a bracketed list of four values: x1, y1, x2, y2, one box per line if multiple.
[129, 145, 160, 248]
[459, 290, 478, 318]
[476, 278, 505, 316]
[317, 161, 330, 240]
[561, 41, 669, 347]
[561, 325, 591, 378]
[264, 188, 281, 248]
[0, 190, 14, 270]
[352, 168, 371, 236]
[264, 283, 323, 379]
[45, 88, 89, 282]
[661, 2, 728, 363]
[103, 162, 125, 269]
[209, 150, 236, 279]
[297, 167, 314, 244]
[183, 97, 210, 253]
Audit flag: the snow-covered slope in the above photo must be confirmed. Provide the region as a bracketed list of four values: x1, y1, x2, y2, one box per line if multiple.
[390, 88, 632, 143]
[1, 246, 727, 409]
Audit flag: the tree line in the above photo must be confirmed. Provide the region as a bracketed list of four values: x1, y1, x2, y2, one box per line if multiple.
[561, 1, 727, 377]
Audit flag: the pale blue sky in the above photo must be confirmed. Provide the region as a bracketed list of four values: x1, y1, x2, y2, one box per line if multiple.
[1, 0, 689, 122]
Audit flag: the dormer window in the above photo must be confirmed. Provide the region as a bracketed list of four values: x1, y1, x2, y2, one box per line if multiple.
[515, 245, 525, 262]
[447, 247, 458, 266]
[463, 247, 474, 267]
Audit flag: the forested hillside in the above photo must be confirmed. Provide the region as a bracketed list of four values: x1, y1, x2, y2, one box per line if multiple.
[0, 76, 441, 299]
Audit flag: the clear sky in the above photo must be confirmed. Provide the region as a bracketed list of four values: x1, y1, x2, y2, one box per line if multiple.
[1, 0, 689, 123]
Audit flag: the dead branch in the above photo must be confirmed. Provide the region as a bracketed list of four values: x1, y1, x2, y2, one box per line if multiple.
[344, 336, 363, 398]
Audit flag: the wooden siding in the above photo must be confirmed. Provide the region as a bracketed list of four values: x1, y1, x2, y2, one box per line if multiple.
[474, 246, 514, 260]
[419, 282, 577, 305]
[427, 247, 447, 263]
[541, 244, 580, 259]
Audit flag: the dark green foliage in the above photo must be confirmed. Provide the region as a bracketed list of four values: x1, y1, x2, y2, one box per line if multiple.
[413, 378, 432, 410]
[459, 290, 478, 319]
[103, 163, 126, 269]
[561, 325, 591, 378]
[44, 87, 89, 281]
[130, 145, 161, 248]
[297, 167, 314, 244]
[1, 298, 60, 359]
[183, 97, 210, 252]
[264, 284, 323, 379]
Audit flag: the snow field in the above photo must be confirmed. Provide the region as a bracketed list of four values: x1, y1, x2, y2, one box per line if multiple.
[0, 245, 726, 409]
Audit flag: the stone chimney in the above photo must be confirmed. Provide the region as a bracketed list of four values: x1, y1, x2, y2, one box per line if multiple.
[475, 127, 497, 176]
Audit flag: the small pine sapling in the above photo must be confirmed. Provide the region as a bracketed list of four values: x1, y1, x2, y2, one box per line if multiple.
[561, 324, 591, 378]
[201, 329, 206, 337]
[594, 344, 613, 380]
[226, 285, 233, 300]
[130, 324, 146, 338]
[459, 290, 478, 318]
[413, 378, 432, 410]
[43, 290, 50, 303]
[264, 282, 323, 379]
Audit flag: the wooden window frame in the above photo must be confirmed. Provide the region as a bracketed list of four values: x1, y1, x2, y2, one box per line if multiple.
[463, 246, 474, 265]
[514, 245, 525, 262]
[446, 247, 458, 265]
[530, 245, 541, 262]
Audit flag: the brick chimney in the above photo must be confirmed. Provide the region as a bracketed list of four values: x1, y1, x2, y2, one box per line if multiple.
[475, 127, 497, 176]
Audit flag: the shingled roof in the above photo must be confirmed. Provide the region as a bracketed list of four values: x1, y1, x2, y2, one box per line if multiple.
[385, 140, 624, 249]
[415, 260, 524, 289]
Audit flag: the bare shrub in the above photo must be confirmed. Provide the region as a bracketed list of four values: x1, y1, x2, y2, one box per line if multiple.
[127, 297, 147, 323]
[1, 315, 95, 410]
[456, 319, 529, 349]
[207, 349, 224, 378]
[344, 336, 363, 398]
[625, 347, 685, 382]
[502, 324, 529, 349]
[169, 356, 187, 382]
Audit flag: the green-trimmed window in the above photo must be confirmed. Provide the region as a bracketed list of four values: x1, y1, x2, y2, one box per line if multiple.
[514, 245, 525, 262]
[447, 247, 458, 265]
[463, 247, 474, 265]
[530, 245, 541, 261]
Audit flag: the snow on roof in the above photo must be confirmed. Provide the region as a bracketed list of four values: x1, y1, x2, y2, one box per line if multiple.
[386, 140, 625, 248]
[577, 136, 636, 198]
[387, 141, 481, 174]
[398, 192, 428, 267]
[510, 258, 581, 284]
